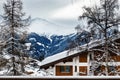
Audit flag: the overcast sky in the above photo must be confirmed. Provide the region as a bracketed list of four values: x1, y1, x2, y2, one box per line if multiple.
[0, 0, 99, 35]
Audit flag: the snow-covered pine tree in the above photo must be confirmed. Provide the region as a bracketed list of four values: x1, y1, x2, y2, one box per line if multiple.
[79, 0, 120, 76]
[0, 0, 30, 75]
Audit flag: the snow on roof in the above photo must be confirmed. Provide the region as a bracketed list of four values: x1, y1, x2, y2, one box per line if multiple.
[41, 34, 120, 67]
[41, 50, 68, 66]
[41, 40, 102, 66]
[41, 40, 103, 66]
[41, 44, 87, 66]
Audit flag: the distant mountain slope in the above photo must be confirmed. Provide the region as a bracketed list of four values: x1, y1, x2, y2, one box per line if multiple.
[26, 31, 90, 61]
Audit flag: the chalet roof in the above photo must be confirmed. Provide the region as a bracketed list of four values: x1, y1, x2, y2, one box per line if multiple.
[40, 34, 120, 68]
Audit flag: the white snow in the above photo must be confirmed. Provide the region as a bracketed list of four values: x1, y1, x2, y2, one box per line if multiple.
[37, 42, 44, 47]
[41, 34, 120, 67]
[0, 56, 53, 76]
[2, 54, 11, 59]
[25, 43, 31, 50]
[2, 51, 12, 59]
[0, 69, 8, 76]
[41, 46, 86, 66]
[41, 50, 68, 66]
[24, 60, 53, 76]
[25, 43, 31, 46]
[40, 40, 93, 66]
[29, 38, 36, 42]
[37, 42, 42, 45]
[35, 60, 41, 66]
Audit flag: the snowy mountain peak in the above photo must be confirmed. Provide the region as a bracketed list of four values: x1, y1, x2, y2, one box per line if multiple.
[26, 32, 91, 60]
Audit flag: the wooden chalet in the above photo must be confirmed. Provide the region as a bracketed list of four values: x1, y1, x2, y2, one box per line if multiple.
[40, 34, 120, 76]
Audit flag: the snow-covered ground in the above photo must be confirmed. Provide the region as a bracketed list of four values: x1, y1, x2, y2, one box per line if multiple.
[0, 55, 53, 76]
[24, 60, 53, 76]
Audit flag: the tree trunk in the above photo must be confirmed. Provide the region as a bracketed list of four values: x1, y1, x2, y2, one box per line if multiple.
[11, 0, 16, 75]
[12, 57, 17, 75]
[21, 63, 25, 72]
[104, 29, 109, 76]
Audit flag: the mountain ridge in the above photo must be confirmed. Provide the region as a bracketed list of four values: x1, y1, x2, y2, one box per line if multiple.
[26, 31, 90, 61]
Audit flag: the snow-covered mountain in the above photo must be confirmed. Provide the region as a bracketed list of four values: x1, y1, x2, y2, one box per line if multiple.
[26, 31, 90, 61]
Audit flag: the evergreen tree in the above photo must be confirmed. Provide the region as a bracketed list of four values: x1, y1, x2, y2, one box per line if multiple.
[0, 0, 30, 75]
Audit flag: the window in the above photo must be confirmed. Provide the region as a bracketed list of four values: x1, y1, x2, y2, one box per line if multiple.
[109, 66, 116, 72]
[89, 53, 93, 60]
[66, 66, 70, 72]
[60, 66, 64, 72]
[75, 66, 77, 72]
[60, 66, 71, 73]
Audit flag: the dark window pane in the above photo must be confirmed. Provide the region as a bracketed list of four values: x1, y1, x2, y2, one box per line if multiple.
[66, 66, 70, 72]
[60, 66, 64, 72]
[75, 66, 77, 72]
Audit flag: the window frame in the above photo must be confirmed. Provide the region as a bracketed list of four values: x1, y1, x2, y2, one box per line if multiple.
[60, 66, 71, 73]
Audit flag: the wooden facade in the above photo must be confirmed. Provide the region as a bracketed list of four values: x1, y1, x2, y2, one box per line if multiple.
[54, 51, 120, 76]
[79, 53, 87, 62]
[40, 37, 120, 76]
